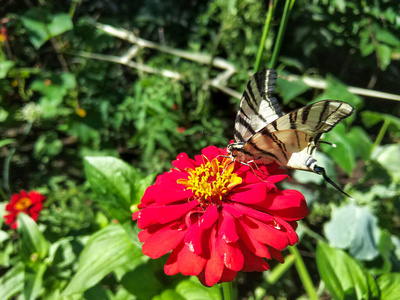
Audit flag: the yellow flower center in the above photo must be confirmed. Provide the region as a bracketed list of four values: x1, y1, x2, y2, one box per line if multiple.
[15, 197, 32, 210]
[177, 156, 242, 206]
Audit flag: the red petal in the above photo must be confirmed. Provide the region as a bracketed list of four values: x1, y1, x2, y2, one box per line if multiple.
[201, 146, 221, 162]
[177, 243, 207, 276]
[142, 223, 186, 259]
[172, 153, 197, 171]
[136, 200, 198, 228]
[268, 246, 285, 263]
[222, 203, 243, 218]
[240, 241, 270, 272]
[231, 183, 268, 204]
[219, 210, 239, 243]
[219, 267, 237, 284]
[232, 203, 274, 222]
[165, 245, 180, 275]
[265, 190, 308, 221]
[236, 221, 271, 258]
[220, 240, 243, 271]
[184, 205, 219, 255]
[203, 226, 224, 287]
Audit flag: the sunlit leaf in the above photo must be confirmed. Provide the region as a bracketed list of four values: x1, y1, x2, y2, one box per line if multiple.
[373, 144, 400, 183]
[324, 203, 380, 261]
[377, 273, 400, 300]
[21, 8, 73, 49]
[0, 262, 24, 300]
[316, 241, 379, 300]
[18, 213, 49, 261]
[62, 224, 145, 296]
[0, 60, 15, 79]
[376, 44, 392, 71]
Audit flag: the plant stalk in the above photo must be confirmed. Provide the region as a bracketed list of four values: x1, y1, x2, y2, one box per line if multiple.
[222, 281, 234, 300]
[371, 119, 390, 155]
[289, 245, 318, 300]
[254, 0, 277, 72]
[269, 0, 296, 69]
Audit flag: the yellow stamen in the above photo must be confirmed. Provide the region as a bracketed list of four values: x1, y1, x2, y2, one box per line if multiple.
[177, 156, 242, 206]
[15, 197, 32, 210]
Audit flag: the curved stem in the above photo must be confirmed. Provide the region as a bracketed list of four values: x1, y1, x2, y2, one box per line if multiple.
[254, 0, 276, 72]
[289, 245, 318, 300]
[371, 119, 390, 155]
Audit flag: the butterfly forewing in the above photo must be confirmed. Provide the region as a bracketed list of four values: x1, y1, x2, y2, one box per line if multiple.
[233, 69, 283, 143]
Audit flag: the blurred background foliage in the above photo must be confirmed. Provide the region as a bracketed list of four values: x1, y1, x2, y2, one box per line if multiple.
[1, 0, 400, 299]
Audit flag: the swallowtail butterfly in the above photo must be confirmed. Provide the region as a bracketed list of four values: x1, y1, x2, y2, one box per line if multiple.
[227, 69, 354, 198]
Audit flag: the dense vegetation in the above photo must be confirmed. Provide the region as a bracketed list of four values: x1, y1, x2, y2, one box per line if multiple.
[1, 0, 399, 299]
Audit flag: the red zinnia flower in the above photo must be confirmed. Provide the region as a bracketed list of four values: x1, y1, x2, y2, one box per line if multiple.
[4, 190, 46, 229]
[133, 146, 308, 286]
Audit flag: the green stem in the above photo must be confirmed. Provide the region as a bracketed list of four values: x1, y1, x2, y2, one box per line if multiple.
[269, 0, 296, 69]
[254, 0, 277, 72]
[289, 245, 318, 300]
[371, 119, 389, 155]
[222, 281, 234, 300]
[69, 0, 80, 18]
[266, 254, 296, 284]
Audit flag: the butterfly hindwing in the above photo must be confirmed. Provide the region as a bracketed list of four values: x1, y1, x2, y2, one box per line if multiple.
[233, 69, 283, 143]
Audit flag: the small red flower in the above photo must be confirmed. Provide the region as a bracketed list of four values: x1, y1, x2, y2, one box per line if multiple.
[4, 190, 46, 229]
[133, 146, 308, 286]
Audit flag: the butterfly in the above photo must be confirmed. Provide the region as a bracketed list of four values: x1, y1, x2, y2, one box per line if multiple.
[226, 69, 354, 198]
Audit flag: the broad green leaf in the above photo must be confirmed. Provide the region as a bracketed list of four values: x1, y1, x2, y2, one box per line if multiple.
[21, 8, 73, 49]
[374, 26, 400, 47]
[376, 44, 391, 71]
[0, 60, 15, 79]
[344, 126, 373, 161]
[361, 111, 400, 131]
[377, 273, 400, 300]
[316, 241, 378, 300]
[121, 263, 164, 300]
[0, 262, 24, 300]
[316, 75, 363, 110]
[62, 224, 144, 296]
[324, 203, 379, 260]
[18, 213, 49, 261]
[84, 156, 140, 221]
[276, 74, 310, 104]
[374, 144, 400, 183]
[174, 278, 222, 300]
[320, 123, 356, 174]
[24, 264, 47, 300]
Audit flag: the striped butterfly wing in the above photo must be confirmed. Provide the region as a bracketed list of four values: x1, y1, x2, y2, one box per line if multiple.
[233, 69, 283, 143]
[242, 100, 354, 171]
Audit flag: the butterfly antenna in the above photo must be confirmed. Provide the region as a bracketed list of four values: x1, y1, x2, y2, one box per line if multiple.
[319, 141, 337, 148]
[202, 130, 230, 143]
[314, 165, 354, 200]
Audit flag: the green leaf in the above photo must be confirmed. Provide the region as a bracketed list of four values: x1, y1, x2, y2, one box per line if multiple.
[377, 273, 400, 300]
[320, 123, 356, 174]
[316, 75, 363, 110]
[84, 156, 141, 221]
[174, 278, 222, 300]
[62, 224, 145, 296]
[24, 264, 47, 300]
[276, 74, 310, 104]
[0, 60, 15, 79]
[18, 213, 49, 261]
[374, 144, 400, 183]
[0, 139, 17, 148]
[0, 262, 24, 300]
[324, 203, 380, 260]
[361, 111, 400, 130]
[374, 26, 400, 47]
[344, 126, 373, 161]
[316, 241, 379, 300]
[21, 8, 73, 49]
[376, 44, 392, 71]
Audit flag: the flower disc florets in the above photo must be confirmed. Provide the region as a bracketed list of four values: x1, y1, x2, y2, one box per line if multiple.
[133, 146, 308, 286]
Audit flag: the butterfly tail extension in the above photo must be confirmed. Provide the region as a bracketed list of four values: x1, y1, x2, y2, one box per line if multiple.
[314, 165, 354, 200]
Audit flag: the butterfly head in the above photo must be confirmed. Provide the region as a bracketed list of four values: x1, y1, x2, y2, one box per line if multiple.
[226, 142, 245, 162]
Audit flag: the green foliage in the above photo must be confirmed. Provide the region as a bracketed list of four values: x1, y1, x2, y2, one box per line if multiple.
[1, 0, 399, 299]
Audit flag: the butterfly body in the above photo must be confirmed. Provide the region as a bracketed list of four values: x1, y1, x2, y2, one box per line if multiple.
[227, 69, 354, 197]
